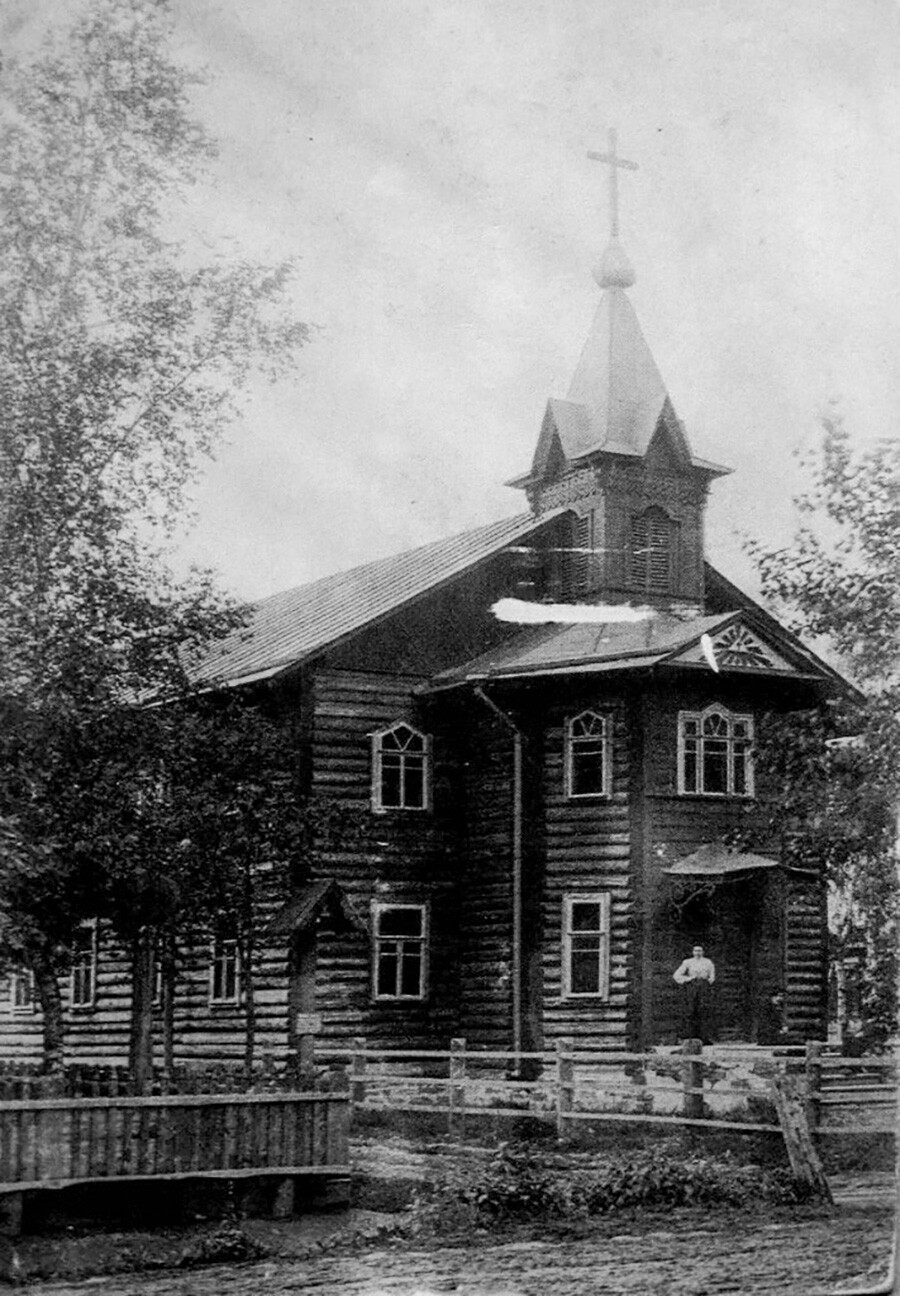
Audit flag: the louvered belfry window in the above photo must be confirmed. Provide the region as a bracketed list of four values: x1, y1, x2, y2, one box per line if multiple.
[631, 506, 673, 594]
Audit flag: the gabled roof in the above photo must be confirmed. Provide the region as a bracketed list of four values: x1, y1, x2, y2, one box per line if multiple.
[704, 563, 850, 692]
[428, 606, 836, 689]
[268, 880, 365, 935]
[192, 510, 566, 689]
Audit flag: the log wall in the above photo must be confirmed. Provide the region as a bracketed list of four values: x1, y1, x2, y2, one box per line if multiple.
[540, 692, 634, 1048]
[455, 703, 516, 1049]
[640, 675, 825, 1045]
[306, 668, 462, 1049]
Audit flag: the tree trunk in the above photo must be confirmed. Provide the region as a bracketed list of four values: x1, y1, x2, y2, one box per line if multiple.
[243, 927, 256, 1085]
[34, 957, 64, 1075]
[161, 937, 176, 1088]
[128, 930, 155, 1095]
[242, 856, 256, 1086]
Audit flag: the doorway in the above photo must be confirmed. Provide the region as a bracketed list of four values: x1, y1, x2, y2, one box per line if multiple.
[656, 872, 780, 1043]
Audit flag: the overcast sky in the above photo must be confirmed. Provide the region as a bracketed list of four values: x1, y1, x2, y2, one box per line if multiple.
[8, 0, 900, 603]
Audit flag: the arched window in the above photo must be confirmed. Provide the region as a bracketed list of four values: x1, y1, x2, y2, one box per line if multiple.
[371, 722, 430, 811]
[565, 710, 611, 798]
[678, 706, 754, 797]
[630, 506, 674, 594]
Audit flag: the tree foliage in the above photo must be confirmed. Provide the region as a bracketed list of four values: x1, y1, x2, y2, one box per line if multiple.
[748, 418, 900, 1046]
[0, 0, 311, 1073]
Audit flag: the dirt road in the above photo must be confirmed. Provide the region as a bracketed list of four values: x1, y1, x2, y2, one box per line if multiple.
[25, 1203, 894, 1296]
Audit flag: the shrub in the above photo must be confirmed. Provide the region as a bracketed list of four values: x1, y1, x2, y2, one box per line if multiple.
[409, 1141, 815, 1236]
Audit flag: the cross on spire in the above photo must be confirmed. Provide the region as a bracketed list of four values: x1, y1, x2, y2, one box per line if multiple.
[587, 129, 638, 239]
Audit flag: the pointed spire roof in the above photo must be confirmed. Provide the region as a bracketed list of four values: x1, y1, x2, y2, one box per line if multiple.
[564, 275, 679, 460]
[509, 134, 730, 490]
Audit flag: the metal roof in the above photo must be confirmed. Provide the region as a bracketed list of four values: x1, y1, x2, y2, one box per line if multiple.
[566, 287, 674, 459]
[663, 844, 780, 877]
[507, 285, 731, 489]
[192, 511, 565, 688]
[430, 611, 737, 686]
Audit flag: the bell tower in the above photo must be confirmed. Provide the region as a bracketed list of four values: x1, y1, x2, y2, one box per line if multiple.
[508, 132, 729, 610]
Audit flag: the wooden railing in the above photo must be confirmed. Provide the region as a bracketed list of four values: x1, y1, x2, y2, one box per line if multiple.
[0, 1091, 349, 1194]
[320, 1038, 897, 1137]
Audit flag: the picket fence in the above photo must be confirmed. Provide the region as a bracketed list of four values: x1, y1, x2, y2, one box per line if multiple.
[0, 1090, 349, 1195]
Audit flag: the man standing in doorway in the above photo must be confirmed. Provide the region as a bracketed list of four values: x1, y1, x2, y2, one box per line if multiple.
[673, 944, 716, 1044]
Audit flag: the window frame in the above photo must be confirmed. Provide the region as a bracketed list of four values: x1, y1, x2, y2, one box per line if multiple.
[677, 705, 755, 798]
[371, 902, 428, 1002]
[208, 934, 241, 1007]
[561, 893, 611, 1001]
[370, 722, 431, 813]
[70, 919, 98, 1010]
[9, 966, 36, 1016]
[565, 710, 612, 799]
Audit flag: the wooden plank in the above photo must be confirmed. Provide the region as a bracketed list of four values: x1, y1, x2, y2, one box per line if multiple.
[771, 1074, 832, 1202]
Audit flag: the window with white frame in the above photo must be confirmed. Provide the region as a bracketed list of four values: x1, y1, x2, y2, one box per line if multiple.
[209, 934, 241, 1005]
[565, 710, 611, 797]
[371, 722, 430, 811]
[562, 894, 611, 999]
[71, 921, 98, 1009]
[372, 904, 427, 1000]
[678, 706, 754, 796]
[10, 967, 35, 1015]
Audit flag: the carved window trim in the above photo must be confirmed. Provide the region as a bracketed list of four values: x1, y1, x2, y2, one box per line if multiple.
[371, 722, 431, 812]
[678, 706, 754, 798]
[565, 710, 612, 798]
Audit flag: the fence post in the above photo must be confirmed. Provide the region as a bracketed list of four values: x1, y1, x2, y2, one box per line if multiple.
[350, 1037, 367, 1109]
[681, 1039, 704, 1120]
[448, 1038, 466, 1137]
[555, 1038, 574, 1138]
[771, 1072, 832, 1202]
[804, 1040, 823, 1134]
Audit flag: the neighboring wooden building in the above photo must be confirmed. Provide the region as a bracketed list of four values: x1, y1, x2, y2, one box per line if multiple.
[0, 202, 842, 1069]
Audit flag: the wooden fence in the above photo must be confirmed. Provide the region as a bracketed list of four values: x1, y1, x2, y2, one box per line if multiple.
[0, 1061, 314, 1100]
[321, 1039, 898, 1137]
[0, 1090, 349, 1195]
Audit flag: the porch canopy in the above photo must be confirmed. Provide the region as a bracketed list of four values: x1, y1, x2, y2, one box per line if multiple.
[663, 842, 780, 877]
[268, 879, 365, 935]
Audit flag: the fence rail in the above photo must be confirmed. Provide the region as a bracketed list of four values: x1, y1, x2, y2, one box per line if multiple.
[319, 1038, 897, 1137]
[0, 1090, 349, 1194]
[0, 1062, 321, 1101]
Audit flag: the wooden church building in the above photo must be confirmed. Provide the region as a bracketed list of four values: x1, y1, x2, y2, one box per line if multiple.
[0, 147, 842, 1068]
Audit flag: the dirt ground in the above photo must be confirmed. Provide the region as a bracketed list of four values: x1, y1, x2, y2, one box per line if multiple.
[18, 1201, 896, 1296]
[8, 1132, 898, 1294]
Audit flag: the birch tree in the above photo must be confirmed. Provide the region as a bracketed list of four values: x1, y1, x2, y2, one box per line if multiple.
[0, 0, 309, 1076]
